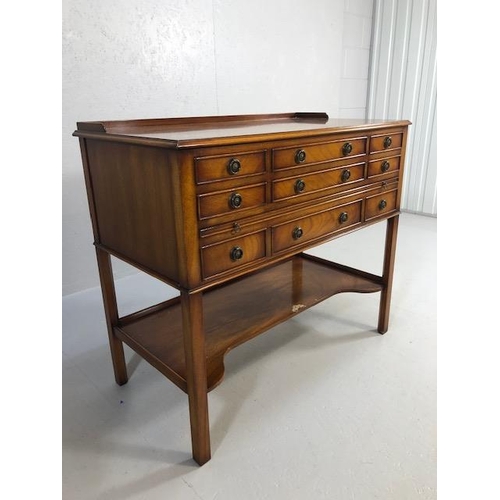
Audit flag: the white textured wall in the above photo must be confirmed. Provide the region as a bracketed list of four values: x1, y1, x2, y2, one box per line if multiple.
[367, 0, 437, 215]
[339, 0, 374, 118]
[62, 0, 373, 295]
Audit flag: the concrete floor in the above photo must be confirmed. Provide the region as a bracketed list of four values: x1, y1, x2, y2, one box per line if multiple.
[62, 212, 436, 500]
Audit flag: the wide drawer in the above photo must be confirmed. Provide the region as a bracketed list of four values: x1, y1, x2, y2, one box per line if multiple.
[272, 162, 365, 201]
[198, 183, 266, 220]
[272, 200, 362, 254]
[201, 230, 266, 279]
[272, 137, 367, 170]
[367, 156, 401, 178]
[370, 132, 403, 153]
[195, 150, 266, 184]
[364, 188, 398, 221]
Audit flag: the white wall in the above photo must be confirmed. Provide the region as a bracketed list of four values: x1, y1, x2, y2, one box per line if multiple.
[62, 0, 374, 295]
[339, 0, 374, 118]
[367, 0, 437, 215]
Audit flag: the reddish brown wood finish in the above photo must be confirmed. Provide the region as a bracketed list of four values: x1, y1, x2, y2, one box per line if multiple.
[272, 162, 366, 202]
[271, 200, 363, 254]
[181, 291, 211, 465]
[95, 248, 128, 385]
[378, 216, 400, 334]
[74, 112, 411, 465]
[114, 255, 384, 393]
[195, 150, 266, 184]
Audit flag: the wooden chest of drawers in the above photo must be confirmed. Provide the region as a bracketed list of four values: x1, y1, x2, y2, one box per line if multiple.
[74, 112, 410, 465]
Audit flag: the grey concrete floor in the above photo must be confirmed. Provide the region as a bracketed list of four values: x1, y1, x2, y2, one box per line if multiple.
[62, 212, 436, 499]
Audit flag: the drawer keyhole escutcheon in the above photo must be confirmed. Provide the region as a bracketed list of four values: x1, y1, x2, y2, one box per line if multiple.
[292, 227, 303, 240]
[229, 193, 243, 209]
[339, 212, 349, 224]
[230, 246, 244, 261]
[383, 136, 392, 149]
[342, 142, 353, 156]
[341, 169, 351, 182]
[227, 158, 241, 175]
[379, 199, 387, 210]
[295, 149, 306, 164]
[231, 222, 241, 234]
[294, 179, 306, 194]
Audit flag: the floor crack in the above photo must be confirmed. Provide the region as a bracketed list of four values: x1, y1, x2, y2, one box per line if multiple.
[182, 477, 205, 500]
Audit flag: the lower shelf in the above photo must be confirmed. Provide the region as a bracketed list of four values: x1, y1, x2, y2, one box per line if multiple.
[115, 254, 383, 393]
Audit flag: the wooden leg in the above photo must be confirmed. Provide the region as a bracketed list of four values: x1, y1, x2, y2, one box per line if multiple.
[95, 247, 128, 385]
[181, 290, 211, 465]
[378, 215, 399, 334]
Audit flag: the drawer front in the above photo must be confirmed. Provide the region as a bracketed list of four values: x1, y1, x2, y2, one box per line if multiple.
[272, 162, 365, 201]
[367, 156, 401, 178]
[370, 132, 403, 153]
[201, 230, 266, 279]
[272, 200, 362, 254]
[365, 189, 398, 221]
[195, 151, 266, 184]
[198, 183, 266, 220]
[272, 137, 367, 170]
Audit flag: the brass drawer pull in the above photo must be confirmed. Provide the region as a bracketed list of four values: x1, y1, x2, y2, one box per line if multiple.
[342, 142, 353, 156]
[381, 160, 390, 173]
[295, 149, 306, 164]
[227, 158, 241, 175]
[230, 246, 244, 261]
[383, 136, 392, 149]
[379, 199, 387, 210]
[341, 169, 351, 182]
[339, 212, 349, 224]
[292, 227, 303, 240]
[229, 193, 243, 209]
[294, 179, 306, 194]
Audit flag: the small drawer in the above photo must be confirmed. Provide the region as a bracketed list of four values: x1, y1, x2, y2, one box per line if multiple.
[201, 230, 266, 279]
[365, 189, 398, 221]
[272, 163, 365, 201]
[272, 137, 367, 170]
[195, 151, 266, 184]
[272, 200, 362, 254]
[198, 183, 266, 220]
[370, 133, 403, 153]
[367, 156, 401, 178]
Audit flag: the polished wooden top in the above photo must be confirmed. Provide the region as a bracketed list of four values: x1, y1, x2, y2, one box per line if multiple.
[74, 112, 411, 149]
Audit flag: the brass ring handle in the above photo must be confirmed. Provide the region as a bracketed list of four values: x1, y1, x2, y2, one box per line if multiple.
[229, 193, 243, 209]
[381, 160, 390, 173]
[292, 227, 303, 240]
[339, 212, 349, 224]
[227, 158, 241, 175]
[379, 199, 387, 210]
[294, 179, 306, 194]
[230, 246, 244, 261]
[383, 136, 392, 149]
[342, 142, 353, 156]
[341, 169, 351, 182]
[295, 149, 306, 164]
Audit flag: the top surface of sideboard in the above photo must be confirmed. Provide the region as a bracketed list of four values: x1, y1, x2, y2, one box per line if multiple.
[73, 112, 411, 149]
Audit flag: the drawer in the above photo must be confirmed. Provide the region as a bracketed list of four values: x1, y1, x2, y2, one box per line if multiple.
[364, 189, 398, 221]
[272, 200, 362, 254]
[198, 183, 266, 220]
[272, 162, 365, 201]
[201, 230, 266, 279]
[367, 156, 400, 178]
[370, 132, 403, 153]
[272, 137, 367, 170]
[195, 150, 266, 184]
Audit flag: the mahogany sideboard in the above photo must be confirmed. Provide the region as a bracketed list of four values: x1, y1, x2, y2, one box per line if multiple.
[74, 112, 411, 465]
